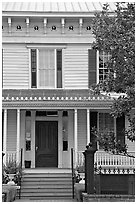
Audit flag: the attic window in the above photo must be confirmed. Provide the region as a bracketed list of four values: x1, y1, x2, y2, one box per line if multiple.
[16, 25, 22, 30]
[34, 26, 39, 31]
[87, 26, 91, 30]
[69, 26, 73, 31]
[52, 26, 56, 30]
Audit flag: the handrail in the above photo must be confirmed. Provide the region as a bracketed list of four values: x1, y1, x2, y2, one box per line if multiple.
[71, 148, 75, 199]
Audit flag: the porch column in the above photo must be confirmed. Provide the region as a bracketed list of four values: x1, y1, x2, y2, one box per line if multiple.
[16, 109, 21, 164]
[74, 109, 78, 166]
[3, 109, 7, 164]
[87, 109, 90, 145]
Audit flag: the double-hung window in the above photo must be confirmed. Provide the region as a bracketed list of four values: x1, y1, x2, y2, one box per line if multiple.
[31, 48, 62, 88]
[99, 51, 111, 83]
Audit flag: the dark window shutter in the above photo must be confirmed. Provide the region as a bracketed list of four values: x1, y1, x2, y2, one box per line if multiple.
[90, 112, 97, 148]
[57, 50, 62, 88]
[116, 115, 125, 145]
[31, 49, 37, 88]
[2, 48, 3, 88]
[88, 49, 97, 88]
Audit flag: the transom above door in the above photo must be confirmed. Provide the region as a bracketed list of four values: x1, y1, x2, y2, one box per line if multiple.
[35, 121, 58, 167]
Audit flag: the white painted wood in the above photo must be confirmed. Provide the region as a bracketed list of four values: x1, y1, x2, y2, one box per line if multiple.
[7, 110, 17, 152]
[74, 109, 78, 166]
[87, 109, 90, 145]
[8, 17, 11, 33]
[64, 45, 90, 89]
[16, 109, 20, 164]
[31, 111, 36, 168]
[3, 45, 29, 89]
[55, 49, 57, 88]
[96, 50, 99, 84]
[28, 49, 31, 89]
[3, 109, 7, 164]
[20, 110, 25, 168]
[58, 111, 63, 168]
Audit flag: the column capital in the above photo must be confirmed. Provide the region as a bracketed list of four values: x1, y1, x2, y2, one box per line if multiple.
[17, 109, 20, 114]
[74, 109, 77, 114]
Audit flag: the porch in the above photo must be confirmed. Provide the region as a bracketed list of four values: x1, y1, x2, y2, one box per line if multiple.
[5, 150, 135, 171]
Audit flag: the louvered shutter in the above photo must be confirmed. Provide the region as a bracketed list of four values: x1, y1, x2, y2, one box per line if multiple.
[88, 49, 97, 87]
[116, 115, 125, 145]
[57, 50, 62, 88]
[31, 49, 37, 88]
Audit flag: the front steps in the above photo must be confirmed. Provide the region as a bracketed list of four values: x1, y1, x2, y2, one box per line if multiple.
[20, 169, 73, 200]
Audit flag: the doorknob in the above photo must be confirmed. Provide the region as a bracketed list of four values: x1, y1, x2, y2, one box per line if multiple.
[36, 146, 38, 151]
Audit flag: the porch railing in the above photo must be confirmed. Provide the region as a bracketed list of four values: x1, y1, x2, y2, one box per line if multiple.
[3, 149, 23, 199]
[76, 151, 135, 168]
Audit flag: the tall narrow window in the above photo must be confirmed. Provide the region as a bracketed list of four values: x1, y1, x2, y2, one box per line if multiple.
[99, 51, 111, 82]
[57, 50, 62, 88]
[39, 49, 55, 88]
[31, 49, 37, 88]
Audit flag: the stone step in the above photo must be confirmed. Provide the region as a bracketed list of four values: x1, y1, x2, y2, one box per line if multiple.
[20, 171, 72, 199]
[20, 192, 72, 197]
[23, 173, 72, 178]
[21, 184, 72, 189]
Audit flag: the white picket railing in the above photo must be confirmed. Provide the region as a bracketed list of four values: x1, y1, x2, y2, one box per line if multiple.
[5, 151, 17, 164]
[77, 151, 135, 168]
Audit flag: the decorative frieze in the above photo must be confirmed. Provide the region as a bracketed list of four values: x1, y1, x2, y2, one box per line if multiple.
[3, 16, 93, 36]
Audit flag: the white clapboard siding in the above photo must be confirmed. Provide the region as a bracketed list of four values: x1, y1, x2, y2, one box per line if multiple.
[3, 45, 29, 89]
[7, 110, 17, 152]
[77, 110, 87, 151]
[64, 45, 90, 89]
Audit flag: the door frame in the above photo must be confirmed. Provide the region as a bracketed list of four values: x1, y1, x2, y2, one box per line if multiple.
[33, 112, 63, 168]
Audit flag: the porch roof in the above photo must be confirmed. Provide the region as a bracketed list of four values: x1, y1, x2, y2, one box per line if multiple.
[2, 89, 113, 109]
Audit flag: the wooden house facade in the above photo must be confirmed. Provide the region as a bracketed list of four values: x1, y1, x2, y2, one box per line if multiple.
[2, 2, 135, 170]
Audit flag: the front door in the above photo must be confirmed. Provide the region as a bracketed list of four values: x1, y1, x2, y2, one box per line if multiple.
[35, 121, 58, 167]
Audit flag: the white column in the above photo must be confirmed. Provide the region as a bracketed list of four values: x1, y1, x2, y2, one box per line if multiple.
[3, 109, 7, 164]
[74, 109, 78, 166]
[87, 109, 90, 145]
[16, 109, 21, 164]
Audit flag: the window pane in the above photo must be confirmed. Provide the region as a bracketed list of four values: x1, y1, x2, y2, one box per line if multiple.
[39, 49, 55, 88]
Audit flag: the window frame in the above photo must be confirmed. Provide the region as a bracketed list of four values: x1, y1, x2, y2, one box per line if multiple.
[97, 51, 112, 83]
[28, 46, 64, 89]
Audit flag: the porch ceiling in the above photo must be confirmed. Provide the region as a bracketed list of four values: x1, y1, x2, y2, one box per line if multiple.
[2, 89, 113, 109]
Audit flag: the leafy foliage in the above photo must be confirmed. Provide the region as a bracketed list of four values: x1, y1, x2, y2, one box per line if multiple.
[91, 2, 135, 154]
